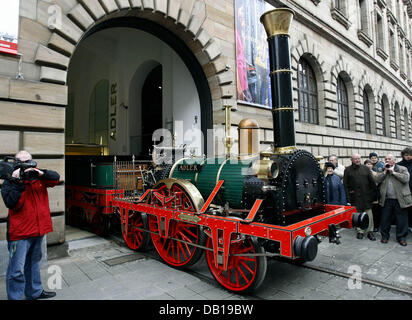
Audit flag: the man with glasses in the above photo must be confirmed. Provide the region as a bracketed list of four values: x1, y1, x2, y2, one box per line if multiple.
[376, 154, 411, 246]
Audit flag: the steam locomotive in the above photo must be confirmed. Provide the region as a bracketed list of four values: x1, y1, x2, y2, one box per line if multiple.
[110, 8, 369, 293]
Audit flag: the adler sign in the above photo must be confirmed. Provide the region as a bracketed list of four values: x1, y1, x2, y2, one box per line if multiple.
[0, 0, 19, 55]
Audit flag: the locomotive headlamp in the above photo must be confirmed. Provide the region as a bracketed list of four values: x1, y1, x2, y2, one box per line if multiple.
[304, 227, 312, 236]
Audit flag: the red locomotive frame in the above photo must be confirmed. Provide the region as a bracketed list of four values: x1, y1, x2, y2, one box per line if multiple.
[112, 178, 358, 293]
[65, 185, 122, 235]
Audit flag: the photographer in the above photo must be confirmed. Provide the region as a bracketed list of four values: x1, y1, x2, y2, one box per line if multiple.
[1, 150, 60, 300]
[375, 154, 411, 246]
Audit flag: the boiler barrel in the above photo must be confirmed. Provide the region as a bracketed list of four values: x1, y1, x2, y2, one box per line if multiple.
[170, 157, 254, 209]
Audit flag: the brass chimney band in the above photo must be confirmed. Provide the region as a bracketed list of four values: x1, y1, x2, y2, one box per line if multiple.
[270, 69, 292, 76]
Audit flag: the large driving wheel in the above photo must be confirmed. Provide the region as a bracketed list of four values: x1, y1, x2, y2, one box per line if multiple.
[122, 210, 149, 251]
[148, 179, 206, 269]
[205, 234, 267, 293]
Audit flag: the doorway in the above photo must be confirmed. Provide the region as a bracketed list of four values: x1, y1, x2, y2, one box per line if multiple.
[141, 65, 163, 155]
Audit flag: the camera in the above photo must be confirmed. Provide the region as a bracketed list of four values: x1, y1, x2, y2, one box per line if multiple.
[0, 156, 38, 181]
[385, 164, 391, 168]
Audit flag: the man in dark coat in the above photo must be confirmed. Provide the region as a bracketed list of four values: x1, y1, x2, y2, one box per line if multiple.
[343, 153, 377, 241]
[1, 150, 60, 300]
[397, 147, 412, 232]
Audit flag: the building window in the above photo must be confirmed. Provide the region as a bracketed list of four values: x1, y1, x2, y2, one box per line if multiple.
[381, 97, 387, 136]
[335, 0, 342, 10]
[359, 0, 367, 31]
[89, 79, 109, 147]
[394, 103, 401, 139]
[376, 13, 387, 60]
[389, 28, 396, 62]
[336, 76, 349, 130]
[410, 111, 412, 140]
[331, 0, 350, 29]
[297, 58, 318, 124]
[404, 109, 409, 141]
[399, 41, 406, 78]
[363, 89, 371, 134]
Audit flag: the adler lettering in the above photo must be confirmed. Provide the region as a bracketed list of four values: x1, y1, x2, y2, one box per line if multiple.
[110, 83, 117, 141]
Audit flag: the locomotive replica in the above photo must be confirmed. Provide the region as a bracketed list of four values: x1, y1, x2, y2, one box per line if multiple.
[107, 8, 369, 293]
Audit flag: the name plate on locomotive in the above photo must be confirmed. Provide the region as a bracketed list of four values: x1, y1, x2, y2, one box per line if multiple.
[178, 213, 201, 223]
[177, 164, 203, 172]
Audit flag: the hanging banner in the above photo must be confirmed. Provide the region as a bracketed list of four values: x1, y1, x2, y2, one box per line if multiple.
[235, 0, 274, 108]
[0, 0, 20, 55]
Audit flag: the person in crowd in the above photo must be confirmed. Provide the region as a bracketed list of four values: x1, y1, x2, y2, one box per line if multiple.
[397, 147, 412, 233]
[324, 162, 346, 205]
[343, 154, 377, 241]
[376, 154, 411, 246]
[1, 150, 60, 300]
[328, 154, 345, 179]
[364, 159, 380, 231]
[369, 152, 385, 172]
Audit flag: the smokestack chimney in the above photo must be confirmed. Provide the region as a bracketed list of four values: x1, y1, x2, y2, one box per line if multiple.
[260, 8, 296, 155]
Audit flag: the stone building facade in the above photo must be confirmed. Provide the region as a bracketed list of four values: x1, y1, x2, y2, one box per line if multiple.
[0, 0, 411, 247]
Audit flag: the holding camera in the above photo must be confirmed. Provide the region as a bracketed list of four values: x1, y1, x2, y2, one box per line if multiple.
[0, 150, 60, 300]
[375, 154, 411, 246]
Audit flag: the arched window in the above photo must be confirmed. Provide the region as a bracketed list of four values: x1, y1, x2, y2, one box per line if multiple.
[394, 103, 401, 139]
[337, 76, 349, 129]
[380, 95, 390, 137]
[363, 89, 371, 133]
[89, 79, 109, 147]
[297, 58, 318, 124]
[381, 98, 386, 136]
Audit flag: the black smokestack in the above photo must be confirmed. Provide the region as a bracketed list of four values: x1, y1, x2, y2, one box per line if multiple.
[260, 8, 296, 154]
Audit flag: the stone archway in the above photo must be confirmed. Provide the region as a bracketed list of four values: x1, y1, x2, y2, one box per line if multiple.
[34, 0, 235, 124]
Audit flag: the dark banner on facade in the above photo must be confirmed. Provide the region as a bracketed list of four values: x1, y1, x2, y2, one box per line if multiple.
[0, 0, 20, 55]
[235, 0, 273, 107]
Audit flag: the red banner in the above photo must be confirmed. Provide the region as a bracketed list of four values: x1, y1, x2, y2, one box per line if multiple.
[0, 0, 20, 55]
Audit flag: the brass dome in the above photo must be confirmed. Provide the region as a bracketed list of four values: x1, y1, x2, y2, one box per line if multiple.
[238, 118, 260, 129]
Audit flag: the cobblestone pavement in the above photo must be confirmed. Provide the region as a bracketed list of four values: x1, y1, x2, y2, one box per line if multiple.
[0, 227, 411, 300]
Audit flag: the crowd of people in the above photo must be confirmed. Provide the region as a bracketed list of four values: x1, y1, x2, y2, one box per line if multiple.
[324, 147, 412, 247]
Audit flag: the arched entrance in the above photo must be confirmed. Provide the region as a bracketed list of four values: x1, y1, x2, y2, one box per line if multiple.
[66, 17, 212, 156]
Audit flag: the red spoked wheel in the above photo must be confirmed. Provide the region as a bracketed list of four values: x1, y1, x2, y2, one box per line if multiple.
[205, 234, 267, 293]
[122, 210, 149, 251]
[148, 179, 206, 269]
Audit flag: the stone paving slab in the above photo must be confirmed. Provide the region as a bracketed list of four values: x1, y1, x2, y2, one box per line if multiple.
[304, 228, 412, 291]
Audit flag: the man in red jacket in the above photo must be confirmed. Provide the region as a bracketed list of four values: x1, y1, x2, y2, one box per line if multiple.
[1, 150, 60, 300]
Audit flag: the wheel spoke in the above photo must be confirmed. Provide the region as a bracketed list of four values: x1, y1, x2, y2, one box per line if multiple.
[239, 260, 255, 275]
[236, 267, 249, 283]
